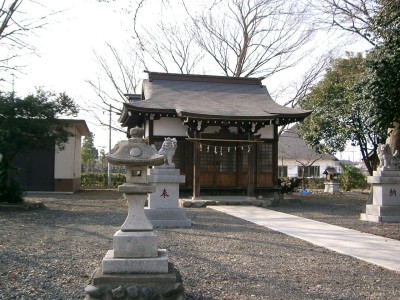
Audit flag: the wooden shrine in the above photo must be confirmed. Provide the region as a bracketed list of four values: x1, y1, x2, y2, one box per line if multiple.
[118, 71, 311, 198]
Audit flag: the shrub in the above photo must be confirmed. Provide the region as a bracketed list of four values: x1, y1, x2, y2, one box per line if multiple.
[278, 177, 302, 193]
[0, 162, 25, 203]
[306, 177, 325, 189]
[339, 163, 368, 191]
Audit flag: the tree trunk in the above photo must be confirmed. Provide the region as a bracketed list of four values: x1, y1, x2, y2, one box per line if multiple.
[301, 166, 306, 191]
[0, 159, 11, 188]
[0, 158, 12, 202]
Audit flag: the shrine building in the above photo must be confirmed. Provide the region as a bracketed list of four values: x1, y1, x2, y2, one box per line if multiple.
[118, 71, 311, 198]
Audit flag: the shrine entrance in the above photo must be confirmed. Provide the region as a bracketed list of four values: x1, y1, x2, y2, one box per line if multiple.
[188, 139, 275, 197]
[199, 143, 247, 188]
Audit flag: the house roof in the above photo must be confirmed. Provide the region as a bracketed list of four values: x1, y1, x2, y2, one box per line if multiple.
[278, 125, 338, 161]
[323, 167, 340, 175]
[119, 71, 311, 126]
[58, 119, 90, 137]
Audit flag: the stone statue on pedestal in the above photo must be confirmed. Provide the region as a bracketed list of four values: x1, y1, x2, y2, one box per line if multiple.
[361, 143, 400, 223]
[377, 144, 400, 170]
[147, 138, 191, 227]
[157, 137, 177, 168]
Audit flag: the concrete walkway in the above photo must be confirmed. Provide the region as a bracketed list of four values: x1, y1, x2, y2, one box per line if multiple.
[211, 206, 400, 273]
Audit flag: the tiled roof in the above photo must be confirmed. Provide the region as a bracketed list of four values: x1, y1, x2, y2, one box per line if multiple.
[279, 125, 338, 161]
[122, 72, 311, 123]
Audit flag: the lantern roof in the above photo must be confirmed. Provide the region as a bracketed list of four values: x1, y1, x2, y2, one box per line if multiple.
[106, 127, 165, 166]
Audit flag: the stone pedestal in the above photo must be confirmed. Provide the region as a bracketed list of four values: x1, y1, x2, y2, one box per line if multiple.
[324, 182, 339, 194]
[85, 264, 184, 300]
[146, 167, 191, 227]
[360, 170, 400, 223]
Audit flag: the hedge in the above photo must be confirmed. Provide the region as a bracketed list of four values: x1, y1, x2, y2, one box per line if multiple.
[278, 177, 326, 193]
[81, 173, 126, 187]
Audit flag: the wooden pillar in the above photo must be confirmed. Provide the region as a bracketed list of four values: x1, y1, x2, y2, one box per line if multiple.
[147, 119, 154, 144]
[273, 125, 279, 187]
[193, 142, 201, 199]
[237, 144, 243, 188]
[247, 144, 255, 197]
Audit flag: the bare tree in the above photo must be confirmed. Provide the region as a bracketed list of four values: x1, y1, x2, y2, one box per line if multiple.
[130, 0, 203, 74]
[311, 1, 400, 157]
[310, 0, 378, 46]
[0, 0, 52, 78]
[85, 43, 142, 132]
[85, 0, 204, 133]
[137, 23, 204, 74]
[276, 50, 336, 136]
[88, 0, 332, 136]
[183, 0, 315, 78]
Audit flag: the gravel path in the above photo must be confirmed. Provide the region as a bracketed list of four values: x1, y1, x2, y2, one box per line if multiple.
[1, 190, 400, 299]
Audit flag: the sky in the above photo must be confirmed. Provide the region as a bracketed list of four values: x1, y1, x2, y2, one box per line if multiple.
[7, 0, 371, 161]
[10, 0, 131, 151]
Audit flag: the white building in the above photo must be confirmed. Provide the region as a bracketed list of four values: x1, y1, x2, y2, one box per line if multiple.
[278, 125, 339, 178]
[12, 120, 90, 193]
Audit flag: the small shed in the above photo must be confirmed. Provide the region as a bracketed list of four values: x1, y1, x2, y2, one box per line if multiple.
[323, 167, 340, 193]
[12, 119, 90, 193]
[323, 167, 340, 182]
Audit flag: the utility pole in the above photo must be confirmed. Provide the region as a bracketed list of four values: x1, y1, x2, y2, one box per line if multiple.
[108, 104, 112, 187]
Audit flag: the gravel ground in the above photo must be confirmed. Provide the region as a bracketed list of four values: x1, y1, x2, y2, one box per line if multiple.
[1, 190, 400, 300]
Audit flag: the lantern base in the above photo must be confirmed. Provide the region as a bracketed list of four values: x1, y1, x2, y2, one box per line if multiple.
[84, 263, 184, 300]
[102, 249, 168, 274]
[113, 230, 158, 258]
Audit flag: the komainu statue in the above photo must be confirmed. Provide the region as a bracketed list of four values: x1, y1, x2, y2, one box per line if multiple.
[158, 137, 177, 168]
[377, 144, 400, 170]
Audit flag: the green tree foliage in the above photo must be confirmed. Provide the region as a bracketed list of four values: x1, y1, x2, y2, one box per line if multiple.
[362, 0, 400, 142]
[299, 1, 400, 175]
[0, 90, 78, 203]
[98, 148, 107, 172]
[81, 133, 98, 172]
[298, 53, 379, 174]
[339, 163, 368, 191]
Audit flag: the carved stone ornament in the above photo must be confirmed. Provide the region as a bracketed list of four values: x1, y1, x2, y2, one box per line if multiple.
[377, 144, 400, 170]
[157, 137, 177, 168]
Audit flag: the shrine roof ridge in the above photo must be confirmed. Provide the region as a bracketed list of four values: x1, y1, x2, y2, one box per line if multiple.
[145, 71, 264, 85]
[119, 71, 312, 126]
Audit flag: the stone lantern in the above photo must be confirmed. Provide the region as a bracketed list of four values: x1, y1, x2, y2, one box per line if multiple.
[85, 127, 184, 300]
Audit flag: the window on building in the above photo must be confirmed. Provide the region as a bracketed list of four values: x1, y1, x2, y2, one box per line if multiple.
[200, 145, 237, 173]
[298, 165, 320, 177]
[257, 143, 273, 173]
[278, 166, 288, 177]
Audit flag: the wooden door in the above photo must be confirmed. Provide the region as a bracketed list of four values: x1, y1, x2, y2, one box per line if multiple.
[256, 143, 274, 187]
[12, 149, 55, 191]
[200, 147, 237, 188]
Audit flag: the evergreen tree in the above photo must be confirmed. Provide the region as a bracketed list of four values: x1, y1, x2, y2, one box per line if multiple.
[0, 89, 78, 203]
[81, 133, 98, 172]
